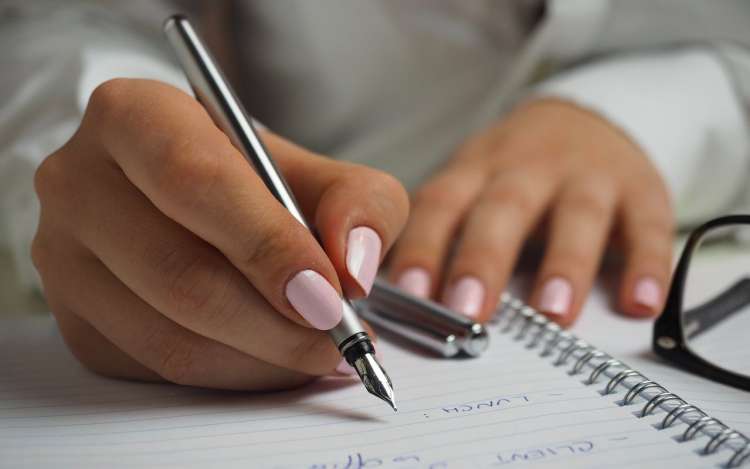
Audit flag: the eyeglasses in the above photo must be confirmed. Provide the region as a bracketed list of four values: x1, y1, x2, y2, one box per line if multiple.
[653, 215, 750, 391]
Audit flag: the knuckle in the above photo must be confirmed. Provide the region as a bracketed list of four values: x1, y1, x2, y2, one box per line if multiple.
[452, 237, 507, 268]
[413, 179, 461, 209]
[66, 344, 105, 376]
[156, 340, 199, 385]
[33, 156, 52, 198]
[51, 310, 109, 377]
[628, 217, 674, 247]
[358, 168, 410, 226]
[631, 237, 673, 266]
[241, 222, 301, 273]
[87, 79, 134, 124]
[68, 346, 113, 378]
[373, 169, 408, 200]
[412, 183, 439, 206]
[30, 234, 48, 273]
[642, 215, 675, 236]
[383, 175, 410, 221]
[154, 137, 222, 210]
[566, 191, 613, 222]
[365, 167, 404, 196]
[163, 250, 235, 325]
[142, 324, 201, 385]
[33, 153, 65, 204]
[546, 248, 593, 272]
[481, 181, 537, 216]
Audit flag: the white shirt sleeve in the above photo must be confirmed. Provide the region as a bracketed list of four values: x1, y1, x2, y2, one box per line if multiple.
[0, 4, 188, 292]
[533, 47, 750, 228]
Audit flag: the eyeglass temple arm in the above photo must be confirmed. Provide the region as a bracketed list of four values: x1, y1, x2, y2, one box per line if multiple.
[682, 277, 750, 340]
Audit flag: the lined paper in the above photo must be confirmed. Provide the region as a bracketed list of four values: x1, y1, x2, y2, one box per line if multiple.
[0, 315, 740, 468]
[568, 249, 750, 439]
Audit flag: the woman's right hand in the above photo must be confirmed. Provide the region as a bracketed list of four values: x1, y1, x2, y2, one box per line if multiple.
[32, 79, 409, 390]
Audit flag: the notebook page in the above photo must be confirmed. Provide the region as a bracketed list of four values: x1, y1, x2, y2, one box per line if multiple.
[569, 251, 750, 437]
[0, 315, 733, 469]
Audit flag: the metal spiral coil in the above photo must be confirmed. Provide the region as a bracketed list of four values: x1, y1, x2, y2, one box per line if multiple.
[662, 404, 707, 429]
[704, 429, 744, 455]
[500, 298, 525, 333]
[641, 392, 684, 418]
[525, 315, 551, 349]
[623, 380, 667, 406]
[728, 444, 750, 468]
[571, 349, 605, 376]
[496, 293, 750, 467]
[540, 328, 568, 357]
[587, 359, 621, 385]
[683, 416, 724, 441]
[554, 339, 589, 367]
[496, 293, 513, 320]
[513, 306, 538, 341]
[604, 369, 644, 395]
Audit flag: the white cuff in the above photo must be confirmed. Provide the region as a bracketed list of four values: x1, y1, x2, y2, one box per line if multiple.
[533, 48, 750, 227]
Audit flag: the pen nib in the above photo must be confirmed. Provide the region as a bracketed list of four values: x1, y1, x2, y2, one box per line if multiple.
[353, 352, 397, 412]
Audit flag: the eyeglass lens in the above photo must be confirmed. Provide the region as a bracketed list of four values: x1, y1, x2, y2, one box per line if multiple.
[682, 224, 750, 378]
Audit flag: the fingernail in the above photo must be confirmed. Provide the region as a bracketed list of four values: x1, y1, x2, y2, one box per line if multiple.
[285, 270, 343, 330]
[336, 358, 357, 375]
[445, 276, 484, 317]
[346, 226, 382, 295]
[634, 276, 661, 312]
[539, 277, 573, 316]
[396, 267, 431, 298]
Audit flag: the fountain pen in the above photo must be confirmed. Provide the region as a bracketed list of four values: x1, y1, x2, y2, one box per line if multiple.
[163, 15, 396, 411]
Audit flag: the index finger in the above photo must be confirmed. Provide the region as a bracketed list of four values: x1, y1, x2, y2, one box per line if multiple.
[82, 78, 342, 329]
[262, 134, 410, 298]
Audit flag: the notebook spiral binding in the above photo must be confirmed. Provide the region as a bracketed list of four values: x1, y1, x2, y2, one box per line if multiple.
[494, 294, 750, 468]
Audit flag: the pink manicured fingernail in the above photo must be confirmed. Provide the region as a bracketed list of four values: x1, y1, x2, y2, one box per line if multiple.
[285, 270, 343, 330]
[336, 358, 357, 375]
[445, 276, 484, 317]
[396, 267, 431, 298]
[539, 277, 572, 316]
[346, 226, 382, 295]
[634, 277, 661, 311]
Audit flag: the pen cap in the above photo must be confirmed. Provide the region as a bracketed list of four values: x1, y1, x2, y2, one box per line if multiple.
[355, 302, 461, 358]
[366, 279, 489, 357]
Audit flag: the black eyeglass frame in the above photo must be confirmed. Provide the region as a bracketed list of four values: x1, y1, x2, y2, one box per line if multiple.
[653, 215, 750, 392]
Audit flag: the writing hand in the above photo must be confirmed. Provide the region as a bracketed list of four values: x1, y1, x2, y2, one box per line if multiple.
[32, 79, 408, 389]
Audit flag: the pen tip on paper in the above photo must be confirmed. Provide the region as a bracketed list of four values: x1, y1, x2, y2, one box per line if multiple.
[353, 352, 397, 412]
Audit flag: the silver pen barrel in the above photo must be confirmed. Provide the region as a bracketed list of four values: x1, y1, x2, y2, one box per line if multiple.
[163, 16, 304, 225]
[163, 15, 394, 410]
[163, 15, 368, 351]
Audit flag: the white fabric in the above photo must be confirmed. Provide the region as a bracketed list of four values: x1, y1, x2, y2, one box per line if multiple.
[1, 0, 750, 295]
[535, 48, 750, 226]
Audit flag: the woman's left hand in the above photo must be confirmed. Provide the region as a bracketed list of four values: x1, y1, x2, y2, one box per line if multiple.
[388, 98, 674, 326]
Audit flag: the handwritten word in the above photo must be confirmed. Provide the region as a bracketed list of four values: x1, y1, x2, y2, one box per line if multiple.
[495, 440, 594, 465]
[306, 453, 448, 469]
[441, 394, 530, 415]
[304, 452, 448, 469]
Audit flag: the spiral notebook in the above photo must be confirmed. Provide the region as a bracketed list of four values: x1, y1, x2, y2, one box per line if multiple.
[1, 298, 749, 469]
